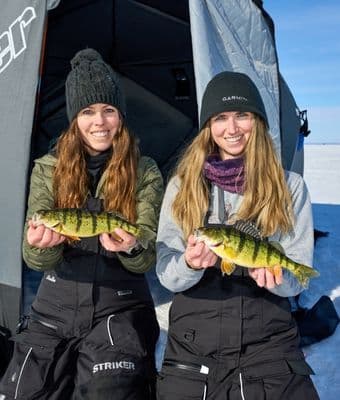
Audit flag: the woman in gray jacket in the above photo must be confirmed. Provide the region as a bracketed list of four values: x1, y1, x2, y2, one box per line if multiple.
[156, 71, 319, 399]
[0, 49, 163, 400]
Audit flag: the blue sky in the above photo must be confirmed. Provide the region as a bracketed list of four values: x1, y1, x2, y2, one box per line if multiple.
[263, 1, 340, 143]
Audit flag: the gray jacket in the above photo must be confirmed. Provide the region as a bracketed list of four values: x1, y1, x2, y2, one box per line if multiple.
[156, 170, 314, 296]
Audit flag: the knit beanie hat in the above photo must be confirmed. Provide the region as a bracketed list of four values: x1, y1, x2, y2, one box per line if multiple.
[199, 71, 268, 130]
[65, 48, 126, 122]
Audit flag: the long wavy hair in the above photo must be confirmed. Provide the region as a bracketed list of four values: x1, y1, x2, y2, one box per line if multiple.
[172, 115, 293, 239]
[53, 118, 139, 222]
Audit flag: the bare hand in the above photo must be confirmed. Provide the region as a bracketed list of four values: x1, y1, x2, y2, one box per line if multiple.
[99, 228, 137, 253]
[184, 235, 217, 270]
[27, 220, 66, 248]
[249, 266, 283, 289]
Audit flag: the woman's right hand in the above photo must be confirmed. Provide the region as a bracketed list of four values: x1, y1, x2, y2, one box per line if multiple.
[184, 234, 217, 270]
[27, 220, 66, 248]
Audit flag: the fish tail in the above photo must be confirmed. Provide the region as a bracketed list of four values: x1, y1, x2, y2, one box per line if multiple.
[288, 261, 319, 288]
[136, 228, 154, 249]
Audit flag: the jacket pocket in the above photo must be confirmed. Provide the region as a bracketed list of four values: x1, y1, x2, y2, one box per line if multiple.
[75, 311, 157, 398]
[157, 360, 209, 400]
[106, 312, 148, 357]
[242, 358, 314, 381]
[242, 359, 319, 400]
[286, 359, 315, 375]
[0, 323, 62, 399]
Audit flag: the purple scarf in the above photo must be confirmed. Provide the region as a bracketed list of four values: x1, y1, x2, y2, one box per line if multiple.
[203, 154, 245, 194]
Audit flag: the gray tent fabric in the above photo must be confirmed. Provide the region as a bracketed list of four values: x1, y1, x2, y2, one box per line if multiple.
[47, 0, 61, 9]
[189, 0, 281, 156]
[0, 0, 304, 335]
[279, 75, 304, 171]
[0, 0, 47, 333]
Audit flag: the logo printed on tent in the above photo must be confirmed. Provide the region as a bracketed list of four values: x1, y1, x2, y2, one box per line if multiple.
[0, 7, 36, 74]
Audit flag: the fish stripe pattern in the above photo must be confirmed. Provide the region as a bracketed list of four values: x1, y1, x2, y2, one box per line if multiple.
[106, 212, 111, 233]
[237, 231, 246, 255]
[76, 209, 82, 233]
[62, 209, 67, 226]
[252, 238, 261, 263]
[91, 211, 97, 234]
[266, 244, 273, 265]
[279, 252, 284, 265]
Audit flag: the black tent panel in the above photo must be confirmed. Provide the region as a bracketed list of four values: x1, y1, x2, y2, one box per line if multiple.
[33, 0, 197, 176]
[32, 0, 115, 160]
[115, 0, 197, 120]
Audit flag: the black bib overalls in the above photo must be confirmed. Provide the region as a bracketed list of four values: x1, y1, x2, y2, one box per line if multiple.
[157, 267, 319, 400]
[0, 196, 159, 400]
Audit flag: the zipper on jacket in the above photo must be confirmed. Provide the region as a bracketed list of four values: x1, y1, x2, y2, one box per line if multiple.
[163, 361, 209, 400]
[163, 360, 209, 375]
[107, 314, 115, 346]
[14, 347, 32, 399]
[239, 372, 246, 400]
[31, 317, 58, 331]
[164, 361, 209, 400]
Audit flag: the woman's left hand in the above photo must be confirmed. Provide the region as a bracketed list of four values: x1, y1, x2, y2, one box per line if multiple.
[249, 266, 283, 289]
[99, 228, 137, 253]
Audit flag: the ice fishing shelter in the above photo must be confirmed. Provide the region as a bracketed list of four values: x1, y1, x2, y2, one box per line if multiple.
[0, 0, 308, 334]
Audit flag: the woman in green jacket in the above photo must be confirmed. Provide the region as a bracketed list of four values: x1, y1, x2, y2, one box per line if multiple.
[0, 49, 163, 400]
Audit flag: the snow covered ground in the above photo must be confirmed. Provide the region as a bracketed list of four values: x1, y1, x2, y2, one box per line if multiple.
[299, 144, 340, 399]
[149, 143, 340, 399]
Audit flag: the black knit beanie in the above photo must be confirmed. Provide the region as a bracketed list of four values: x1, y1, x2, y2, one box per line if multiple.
[65, 48, 126, 122]
[199, 71, 268, 130]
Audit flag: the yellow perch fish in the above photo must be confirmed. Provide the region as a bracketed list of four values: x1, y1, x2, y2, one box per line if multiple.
[194, 225, 319, 288]
[31, 208, 151, 246]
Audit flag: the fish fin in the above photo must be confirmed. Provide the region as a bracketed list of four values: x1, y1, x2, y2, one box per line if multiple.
[107, 210, 130, 222]
[221, 259, 236, 275]
[107, 210, 124, 217]
[49, 222, 63, 232]
[295, 265, 320, 288]
[109, 231, 124, 242]
[231, 220, 263, 240]
[66, 235, 80, 241]
[268, 264, 283, 281]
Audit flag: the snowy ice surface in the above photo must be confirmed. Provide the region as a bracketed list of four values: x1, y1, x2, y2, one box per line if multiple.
[147, 144, 340, 400]
[299, 144, 340, 399]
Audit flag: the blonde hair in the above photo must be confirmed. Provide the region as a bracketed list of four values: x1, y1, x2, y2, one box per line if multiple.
[172, 116, 293, 238]
[53, 119, 139, 222]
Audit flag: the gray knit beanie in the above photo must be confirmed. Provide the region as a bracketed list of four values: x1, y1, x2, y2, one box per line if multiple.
[65, 48, 126, 122]
[199, 71, 268, 130]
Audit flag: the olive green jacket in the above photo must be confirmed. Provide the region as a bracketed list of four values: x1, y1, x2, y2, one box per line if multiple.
[23, 154, 164, 273]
